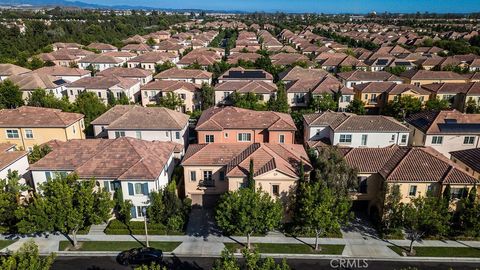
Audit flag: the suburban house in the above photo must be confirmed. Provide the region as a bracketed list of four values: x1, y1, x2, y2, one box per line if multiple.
[0, 64, 31, 81]
[337, 70, 404, 88]
[279, 66, 329, 84]
[86, 43, 118, 53]
[352, 82, 431, 113]
[450, 148, 480, 179]
[406, 110, 480, 157]
[7, 72, 66, 100]
[78, 54, 125, 71]
[214, 80, 277, 105]
[140, 80, 201, 112]
[0, 143, 28, 180]
[0, 106, 85, 151]
[33, 66, 91, 83]
[64, 76, 141, 104]
[333, 145, 479, 214]
[176, 48, 223, 69]
[154, 68, 212, 85]
[304, 111, 410, 148]
[422, 82, 480, 112]
[400, 70, 468, 86]
[90, 105, 189, 152]
[195, 107, 297, 144]
[127, 52, 179, 71]
[121, 43, 152, 54]
[218, 68, 273, 83]
[270, 53, 310, 67]
[181, 143, 311, 206]
[96, 67, 153, 85]
[29, 137, 179, 220]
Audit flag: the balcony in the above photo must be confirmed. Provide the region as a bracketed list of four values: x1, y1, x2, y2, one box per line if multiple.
[198, 179, 215, 189]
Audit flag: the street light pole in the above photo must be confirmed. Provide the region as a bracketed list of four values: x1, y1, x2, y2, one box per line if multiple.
[143, 207, 149, 247]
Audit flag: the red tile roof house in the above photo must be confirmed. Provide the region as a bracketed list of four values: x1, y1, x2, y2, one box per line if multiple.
[196, 107, 297, 145]
[0, 64, 31, 81]
[0, 143, 28, 180]
[64, 76, 141, 104]
[29, 137, 180, 220]
[337, 70, 404, 88]
[96, 67, 153, 85]
[328, 145, 480, 214]
[86, 42, 118, 53]
[140, 80, 201, 112]
[127, 52, 179, 71]
[406, 110, 480, 158]
[78, 54, 125, 72]
[154, 68, 213, 85]
[33, 66, 91, 83]
[91, 105, 189, 153]
[304, 111, 410, 148]
[182, 142, 311, 207]
[176, 49, 223, 69]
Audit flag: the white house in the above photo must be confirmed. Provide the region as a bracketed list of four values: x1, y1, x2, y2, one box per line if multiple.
[90, 105, 190, 152]
[0, 143, 28, 180]
[304, 111, 410, 148]
[78, 54, 125, 72]
[29, 137, 180, 221]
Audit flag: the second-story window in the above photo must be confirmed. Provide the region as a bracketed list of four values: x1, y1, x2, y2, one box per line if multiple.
[205, 135, 214, 143]
[361, 134, 368, 146]
[401, 134, 408, 144]
[115, 131, 125, 138]
[339, 134, 352, 144]
[409, 185, 417, 196]
[136, 131, 142, 139]
[175, 132, 180, 140]
[431, 136, 443, 145]
[25, 129, 34, 139]
[272, 185, 280, 197]
[203, 171, 213, 181]
[238, 133, 251, 142]
[464, 136, 475, 145]
[6, 129, 19, 139]
[279, 134, 285, 144]
[190, 171, 196, 181]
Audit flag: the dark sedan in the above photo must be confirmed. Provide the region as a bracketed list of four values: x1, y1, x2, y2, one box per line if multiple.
[117, 247, 163, 266]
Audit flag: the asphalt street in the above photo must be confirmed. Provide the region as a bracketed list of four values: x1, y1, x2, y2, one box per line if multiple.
[52, 256, 480, 270]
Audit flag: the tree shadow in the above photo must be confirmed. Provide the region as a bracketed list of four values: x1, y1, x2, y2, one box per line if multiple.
[165, 255, 205, 270]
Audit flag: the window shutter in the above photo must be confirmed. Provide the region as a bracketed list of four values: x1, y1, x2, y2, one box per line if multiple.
[130, 206, 136, 219]
[128, 183, 134, 195]
[104, 181, 110, 192]
[142, 183, 149, 195]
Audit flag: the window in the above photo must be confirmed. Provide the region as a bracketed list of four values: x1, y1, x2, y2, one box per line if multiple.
[73, 125, 76, 134]
[223, 92, 230, 99]
[279, 134, 285, 144]
[115, 131, 125, 138]
[400, 134, 407, 144]
[205, 135, 214, 143]
[219, 171, 225, 181]
[339, 134, 352, 143]
[116, 92, 121, 99]
[45, 171, 52, 181]
[166, 131, 169, 137]
[451, 188, 467, 200]
[463, 136, 475, 145]
[272, 185, 280, 196]
[224, 133, 229, 138]
[431, 136, 443, 145]
[6, 129, 19, 139]
[27, 147, 33, 152]
[25, 129, 34, 139]
[361, 134, 368, 146]
[136, 206, 147, 218]
[203, 171, 213, 181]
[358, 177, 368, 194]
[409, 185, 417, 196]
[390, 134, 396, 142]
[364, 94, 368, 100]
[237, 133, 251, 142]
[190, 171, 197, 181]
[97, 92, 102, 98]
[175, 132, 180, 140]
[130, 183, 149, 195]
[136, 131, 142, 139]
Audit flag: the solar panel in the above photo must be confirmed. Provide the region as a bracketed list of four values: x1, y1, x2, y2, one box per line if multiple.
[377, 59, 389, 66]
[395, 61, 411, 66]
[225, 70, 266, 79]
[438, 123, 480, 133]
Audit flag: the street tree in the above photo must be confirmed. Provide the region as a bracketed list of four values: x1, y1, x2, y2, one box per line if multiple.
[231, 92, 266, 111]
[267, 82, 289, 113]
[216, 188, 282, 249]
[458, 186, 480, 237]
[0, 240, 55, 270]
[26, 88, 71, 111]
[200, 83, 215, 109]
[213, 248, 290, 270]
[383, 96, 422, 120]
[309, 92, 337, 112]
[0, 79, 23, 109]
[0, 171, 26, 233]
[381, 184, 404, 234]
[346, 98, 366, 115]
[72, 91, 107, 135]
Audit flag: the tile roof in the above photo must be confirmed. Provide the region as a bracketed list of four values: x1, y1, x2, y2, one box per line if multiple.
[96, 67, 152, 78]
[34, 66, 90, 77]
[0, 64, 31, 76]
[0, 144, 27, 172]
[422, 82, 480, 95]
[196, 107, 296, 131]
[30, 137, 177, 181]
[353, 82, 431, 95]
[141, 80, 200, 93]
[450, 148, 480, 173]
[0, 106, 84, 128]
[182, 143, 311, 178]
[214, 80, 277, 94]
[336, 145, 479, 184]
[91, 105, 189, 130]
[279, 66, 329, 81]
[8, 72, 66, 90]
[219, 67, 273, 81]
[87, 42, 118, 51]
[128, 51, 176, 63]
[337, 70, 403, 82]
[154, 68, 212, 80]
[78, 54, 123, 64]
[66, 76, 138, 90]
[406, 110, 480, 134]
[400, 70, 467, 81]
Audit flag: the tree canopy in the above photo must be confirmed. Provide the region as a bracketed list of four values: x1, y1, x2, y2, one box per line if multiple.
[0, 79, 23, 109]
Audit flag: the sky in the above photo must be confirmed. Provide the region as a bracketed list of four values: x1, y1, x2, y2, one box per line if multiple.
[76, 0, 480, 13]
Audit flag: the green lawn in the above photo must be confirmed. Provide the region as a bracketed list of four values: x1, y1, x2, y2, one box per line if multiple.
[0, 240, 16, 250]
[224, 243, 344, 254]
[59, 241, 181, 252]
[389, 246, 480, 257]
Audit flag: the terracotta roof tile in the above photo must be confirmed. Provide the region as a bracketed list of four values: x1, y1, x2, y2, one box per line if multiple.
[0, 106, 84, 127]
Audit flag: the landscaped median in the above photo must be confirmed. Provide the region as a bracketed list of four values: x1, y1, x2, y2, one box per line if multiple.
[58, 241, 181, 252]
[389, 246, 480, 257]
[0, 240, 16, 250]
[224, 243, 345, 255]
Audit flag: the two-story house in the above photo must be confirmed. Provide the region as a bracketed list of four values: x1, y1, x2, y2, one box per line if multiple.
[400, 70, 468, 86]
[91, 105, 189, 153]
[182, 143, 311, 207]
[406, 110, 480, 158]
[154, 68, 213, 85]
[140, 80, 201, 112]
[29, 137, 180, 220]
[337, 70, 404, 88]
[196, 107, 297, 144]
[0, 143, 28, 180]
[303, 111, 410, 148]
[0, 106, 85, 152]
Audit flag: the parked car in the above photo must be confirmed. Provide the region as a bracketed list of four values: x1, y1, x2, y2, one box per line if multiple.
[117, 247, 163, 266]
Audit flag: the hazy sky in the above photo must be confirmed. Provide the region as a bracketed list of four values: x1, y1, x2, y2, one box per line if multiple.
[76, 0, 480, 13]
